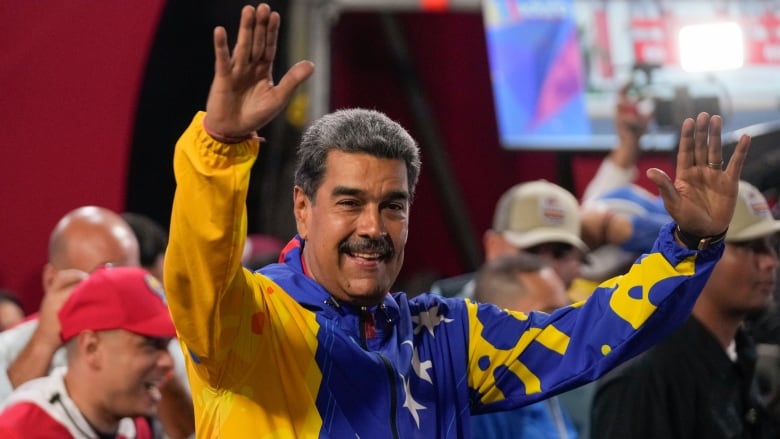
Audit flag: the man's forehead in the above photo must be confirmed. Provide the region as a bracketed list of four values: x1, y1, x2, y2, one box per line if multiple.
[62, 243, 140, 271]
[324, 149, 406, 166]
[321, 151, 409, 187]
[729, 234, 778, 246]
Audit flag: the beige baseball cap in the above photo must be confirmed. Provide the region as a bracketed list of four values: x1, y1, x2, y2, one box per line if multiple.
[726, 181, 780, 242]
[492, 180, 588, 252]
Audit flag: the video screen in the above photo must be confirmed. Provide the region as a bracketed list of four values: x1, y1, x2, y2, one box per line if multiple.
[483, 0, 780, 150]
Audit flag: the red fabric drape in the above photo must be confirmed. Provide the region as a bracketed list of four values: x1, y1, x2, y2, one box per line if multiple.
[0, 2, 165, 312]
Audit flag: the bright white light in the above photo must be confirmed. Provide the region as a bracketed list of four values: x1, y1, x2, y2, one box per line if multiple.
[678, 22, 744, 72]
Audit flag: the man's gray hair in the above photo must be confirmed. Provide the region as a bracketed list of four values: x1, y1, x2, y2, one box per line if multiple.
[294, 108, 421, 200]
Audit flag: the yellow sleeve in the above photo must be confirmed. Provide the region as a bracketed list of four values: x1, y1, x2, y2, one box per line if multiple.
[164, 111, 259, 376]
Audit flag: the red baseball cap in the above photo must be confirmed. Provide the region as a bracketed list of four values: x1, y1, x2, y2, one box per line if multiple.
[58, 266, 177, 342]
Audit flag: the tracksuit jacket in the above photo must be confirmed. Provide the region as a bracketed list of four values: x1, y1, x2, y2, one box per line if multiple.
[165, 112, 723, 438]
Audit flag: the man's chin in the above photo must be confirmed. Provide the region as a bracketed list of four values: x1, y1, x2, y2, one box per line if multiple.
[339, 281, 391, 305]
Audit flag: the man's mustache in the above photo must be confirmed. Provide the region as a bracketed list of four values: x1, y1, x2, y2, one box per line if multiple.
[339, 236, 395, 259]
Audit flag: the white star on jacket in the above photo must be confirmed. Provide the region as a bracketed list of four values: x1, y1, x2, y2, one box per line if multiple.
[402, 374, 427, 428]
[402, 304, 456, 430]
[411, 305, 454, 336]
[411, 346, 433, 384]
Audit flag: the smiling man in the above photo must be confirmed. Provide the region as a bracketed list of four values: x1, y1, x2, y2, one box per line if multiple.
[163, 4, 751, 438]
[293, 137, 415, 305]
[0, 266, 176, 439]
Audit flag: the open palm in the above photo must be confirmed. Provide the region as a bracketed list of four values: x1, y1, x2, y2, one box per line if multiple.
[204, 5, 314, 139]
[647, 113, 750, 238]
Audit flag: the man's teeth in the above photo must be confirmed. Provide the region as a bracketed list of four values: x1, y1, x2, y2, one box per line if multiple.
[352, 252, 381, 260]
[145, 382, 162, 402]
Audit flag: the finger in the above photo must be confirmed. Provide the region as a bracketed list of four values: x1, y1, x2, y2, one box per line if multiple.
[646, 168, 679, 210]
[274, 61, 315, 100]
[724, 134, 751, 180]
[707, 115, 723, 167]
[676, 117, 696, 170]
[49, 269, 88, 293]
[693, 112, 710, 167]
[263, 11, 281, 66]
[251, 4, 272, 63]
[213, 27, 230, 76]
[233, 5, 257, 67]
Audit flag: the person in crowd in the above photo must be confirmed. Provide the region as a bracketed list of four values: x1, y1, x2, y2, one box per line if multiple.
[0, 290, 25, 332]
[121, 212, 168, 283]
[741, 187, 780, 423]
[163, 4, 749, 437]
[591, 180, 780, 439]
[432, 179, 588, 298]
[573, 183, 673, 299]
[470, 253, 578, 438]
[1, 206, 139, 394]
[0, 266, 177, 438]
[0, 206, 194, 439]
[581, 83, 654, 204]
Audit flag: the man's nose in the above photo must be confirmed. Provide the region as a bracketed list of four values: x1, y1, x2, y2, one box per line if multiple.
[157, 345, 175, 372]
[357, 207, 384, 237]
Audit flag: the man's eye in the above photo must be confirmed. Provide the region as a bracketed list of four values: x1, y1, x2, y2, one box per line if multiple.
[338, 199, 359, 207]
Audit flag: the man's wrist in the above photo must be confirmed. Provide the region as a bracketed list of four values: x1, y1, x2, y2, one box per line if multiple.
[202, 115, 261, 144]
[30, 322, 64, 351]
[674, 225, 728, 251]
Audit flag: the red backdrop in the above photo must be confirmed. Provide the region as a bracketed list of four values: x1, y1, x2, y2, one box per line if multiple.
[0, 2, 165, 312]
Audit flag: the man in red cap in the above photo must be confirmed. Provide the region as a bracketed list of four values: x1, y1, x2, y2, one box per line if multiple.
[0, 266, 177, 439]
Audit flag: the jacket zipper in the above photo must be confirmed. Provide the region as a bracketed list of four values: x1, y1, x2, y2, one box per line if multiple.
[360, 307, 400, 439]
[379, 352, 400, 439]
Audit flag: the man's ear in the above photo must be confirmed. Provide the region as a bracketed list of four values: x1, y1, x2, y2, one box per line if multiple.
[42, 263, 57, 291]
[483, 230, 516, 262]
[77, 331, 103, 368]
[293, 186, 311, 240]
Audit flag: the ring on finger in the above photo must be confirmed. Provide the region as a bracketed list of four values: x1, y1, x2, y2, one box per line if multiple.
[707, 161, 724, 170]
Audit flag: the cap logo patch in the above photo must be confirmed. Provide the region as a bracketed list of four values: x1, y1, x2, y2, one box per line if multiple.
[746, 190, 771, 219]
[540, 196, 565, 225]
[144, 274, 168, 305]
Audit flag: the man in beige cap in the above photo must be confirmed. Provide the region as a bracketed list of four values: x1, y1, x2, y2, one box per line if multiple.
[592, 180, 780, 438]
[432, 179, 588, 298]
